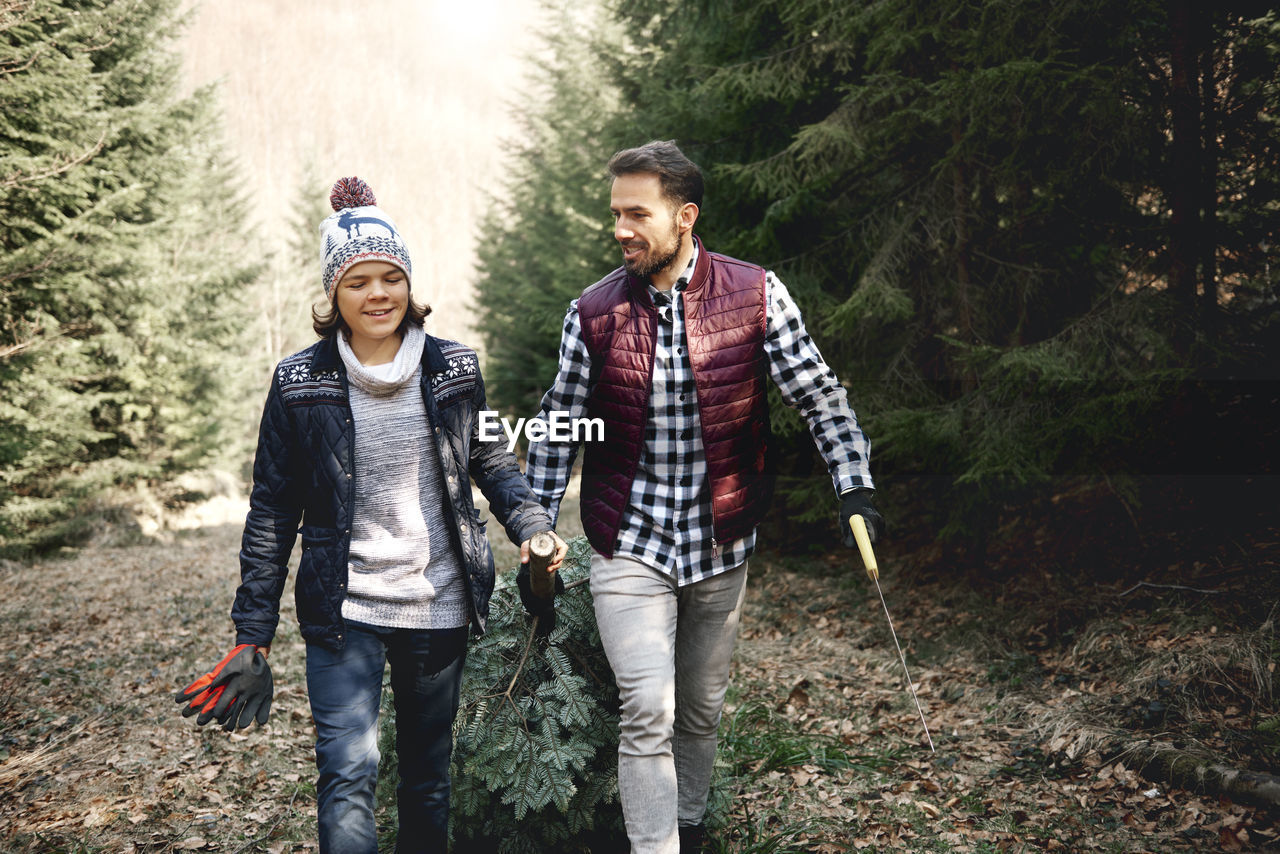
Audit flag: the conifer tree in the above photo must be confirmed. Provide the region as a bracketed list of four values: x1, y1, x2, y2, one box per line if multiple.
[260, 162, 330, 367]
[0, 0, 257, 552]
[596, 0, 1280, 538]
[448, 538, 625, 852]
[372, 539, 626, 851]
[474, 0, 1280, 543]
[472, 0, 625, 420]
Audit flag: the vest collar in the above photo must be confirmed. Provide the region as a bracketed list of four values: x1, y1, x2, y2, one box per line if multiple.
[627, 234, 710, 306]
[683, 235, 712, 295]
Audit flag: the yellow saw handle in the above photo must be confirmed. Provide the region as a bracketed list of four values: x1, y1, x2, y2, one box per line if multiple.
[849, 515, 879, 581]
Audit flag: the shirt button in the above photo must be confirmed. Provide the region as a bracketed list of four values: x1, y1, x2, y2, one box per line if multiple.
[460, 523, 468, 533]
[448, 475, 455, 484]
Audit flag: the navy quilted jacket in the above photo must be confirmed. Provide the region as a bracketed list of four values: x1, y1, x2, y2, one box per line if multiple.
[231, 333, 552, 651]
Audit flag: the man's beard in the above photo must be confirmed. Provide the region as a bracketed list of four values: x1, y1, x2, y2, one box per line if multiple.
[623, 222, 682, 280]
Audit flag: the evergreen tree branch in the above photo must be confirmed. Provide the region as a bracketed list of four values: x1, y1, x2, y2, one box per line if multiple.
[694, 34, 822, 76]
[501, 619, 541, 704]
[0, 44, 46, 76]
[1, 128, 108, 188]
[0, 252, 58, 285]
[0, 337, 37, 360]
[0, 0, 31, 31]
[564, 642, 608, 691]
[451, 538, 623, 843]
[75, 35, 117, 54]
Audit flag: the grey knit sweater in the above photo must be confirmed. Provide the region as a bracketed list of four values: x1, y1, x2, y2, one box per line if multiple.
[337, 325, 468, 629]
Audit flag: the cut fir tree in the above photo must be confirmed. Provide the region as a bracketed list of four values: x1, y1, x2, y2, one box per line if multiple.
[446, 536, 625, 853]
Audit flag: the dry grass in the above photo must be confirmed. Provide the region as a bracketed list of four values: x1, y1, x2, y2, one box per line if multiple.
[2, 487, 1278, 851]
[1027, 611, 1278, 765]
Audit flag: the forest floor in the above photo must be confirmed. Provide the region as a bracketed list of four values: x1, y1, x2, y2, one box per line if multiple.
[0, 475, 1277, 852]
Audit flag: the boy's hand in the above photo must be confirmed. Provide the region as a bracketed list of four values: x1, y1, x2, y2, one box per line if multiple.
[519, 530, 568, 572]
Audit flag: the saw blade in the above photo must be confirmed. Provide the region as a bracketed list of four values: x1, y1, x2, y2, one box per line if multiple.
[851, 515, 936, 753]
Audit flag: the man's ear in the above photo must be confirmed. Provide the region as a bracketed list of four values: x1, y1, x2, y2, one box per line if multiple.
[678, 202, 699, 233]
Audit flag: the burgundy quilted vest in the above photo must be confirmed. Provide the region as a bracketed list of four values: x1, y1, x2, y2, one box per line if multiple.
[577, 238, 772, 557]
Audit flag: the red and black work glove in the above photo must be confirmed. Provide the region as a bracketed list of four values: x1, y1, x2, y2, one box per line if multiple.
[840, 487, 885, 547]
[175, 644, 274, 731]
[517, 562, 565, 637]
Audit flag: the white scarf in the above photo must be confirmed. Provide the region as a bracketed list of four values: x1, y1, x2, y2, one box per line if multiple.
[337, 323, 426, 396]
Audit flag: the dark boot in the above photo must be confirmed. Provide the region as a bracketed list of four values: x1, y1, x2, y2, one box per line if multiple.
[678, 823, 706, 853]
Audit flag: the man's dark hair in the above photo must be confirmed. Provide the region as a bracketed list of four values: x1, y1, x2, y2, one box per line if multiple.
[607, 140, 704, 209]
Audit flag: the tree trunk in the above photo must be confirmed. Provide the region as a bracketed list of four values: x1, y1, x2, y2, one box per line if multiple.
[950, 121, 978, 393]
[1198, 17, 1218, 324]
[1168, 0, 1200, 339]
[1136, 744, 1280, 810]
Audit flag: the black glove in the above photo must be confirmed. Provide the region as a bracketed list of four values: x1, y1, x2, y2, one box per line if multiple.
[840, 488, 885, 547]
[175, 644, 274, 731]
[517, 561, 565, 636]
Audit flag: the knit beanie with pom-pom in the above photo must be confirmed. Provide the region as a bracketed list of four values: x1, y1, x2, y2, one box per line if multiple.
[319, 177, 413, 301]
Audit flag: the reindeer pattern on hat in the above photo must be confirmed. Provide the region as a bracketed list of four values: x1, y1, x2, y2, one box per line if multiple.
[336, 209, 395, 239]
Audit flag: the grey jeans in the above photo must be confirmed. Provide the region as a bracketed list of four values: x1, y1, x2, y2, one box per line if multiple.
[590, 553, 748, 854]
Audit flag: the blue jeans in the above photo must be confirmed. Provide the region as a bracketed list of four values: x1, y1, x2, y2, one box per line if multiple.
[305, 622, 468, 854]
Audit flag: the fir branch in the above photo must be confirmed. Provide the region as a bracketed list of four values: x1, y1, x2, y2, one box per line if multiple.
[0, 0, 31, 32]
[75, 36, 117, 54]
[451, 539, 624, 845]
[564, 640, 609, 690]
[1, 129, 108, 188]
[0, 44, 46, 76]
[693, 34, 822, 76]
[0, 337, 36, 360]
[529, 692, 576, 811]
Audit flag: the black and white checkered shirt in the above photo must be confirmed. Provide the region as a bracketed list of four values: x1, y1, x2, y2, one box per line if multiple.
[527, 247, 873, 586]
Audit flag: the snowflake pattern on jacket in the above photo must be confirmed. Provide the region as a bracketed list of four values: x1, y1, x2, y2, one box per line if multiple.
[278, 350, 344, 407]
[431, 342, 478, 407]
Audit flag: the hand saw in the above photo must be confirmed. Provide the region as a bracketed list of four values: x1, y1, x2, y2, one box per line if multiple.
[849, 515, 936, 753]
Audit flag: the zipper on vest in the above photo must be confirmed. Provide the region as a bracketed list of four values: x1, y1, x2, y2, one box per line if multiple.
[711, 537, 720, 558]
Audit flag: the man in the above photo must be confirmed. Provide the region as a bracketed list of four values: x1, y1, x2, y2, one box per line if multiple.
[526, 141, 883, 853]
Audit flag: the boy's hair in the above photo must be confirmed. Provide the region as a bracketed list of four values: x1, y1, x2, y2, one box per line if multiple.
[607, 140, 704, 209]
[312, 297, 431, 340]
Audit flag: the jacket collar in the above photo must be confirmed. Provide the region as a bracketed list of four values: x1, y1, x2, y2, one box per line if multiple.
[309, 329, 448, 374]
[310, 336, 341, 371]
[422, 332, 449, 374]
